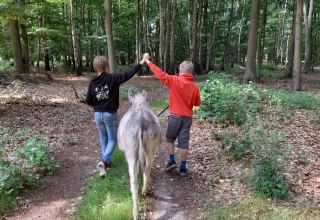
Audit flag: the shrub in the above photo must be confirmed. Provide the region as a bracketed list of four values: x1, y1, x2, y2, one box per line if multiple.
[0, 135, 54, 217]
[14, 138, 54, 185]
[249, 125, 289, 199]
[197, 73, 262, 126]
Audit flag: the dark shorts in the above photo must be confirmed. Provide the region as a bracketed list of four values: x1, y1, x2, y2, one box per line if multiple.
[166, 114, 192, 149]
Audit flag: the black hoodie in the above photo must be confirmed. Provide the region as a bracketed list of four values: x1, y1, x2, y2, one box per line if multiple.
[86, 64, 142, 112]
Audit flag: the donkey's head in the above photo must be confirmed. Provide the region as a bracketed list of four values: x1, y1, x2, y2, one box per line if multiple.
[128, 89, 147, 106]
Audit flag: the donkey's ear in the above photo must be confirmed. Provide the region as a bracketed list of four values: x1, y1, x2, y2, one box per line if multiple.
[142, 90, 147, 99]
[128, 89, 134, 103]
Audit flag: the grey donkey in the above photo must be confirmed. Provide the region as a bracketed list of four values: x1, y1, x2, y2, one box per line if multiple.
[118, 90, 161, 220]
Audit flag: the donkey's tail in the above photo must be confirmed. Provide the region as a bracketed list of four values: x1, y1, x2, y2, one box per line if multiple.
[138, 129, 147, 173]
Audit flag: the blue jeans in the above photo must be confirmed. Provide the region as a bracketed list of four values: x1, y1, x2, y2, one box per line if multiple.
[94, 112, 118, 164]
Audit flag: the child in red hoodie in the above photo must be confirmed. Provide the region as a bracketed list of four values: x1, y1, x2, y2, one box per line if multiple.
[145, 54, 201, 177]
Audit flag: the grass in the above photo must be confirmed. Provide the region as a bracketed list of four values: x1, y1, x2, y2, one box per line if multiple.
[74, 98, 167, 220]
[208, 196, 320, 220]
[75, 148, 135, 220]
[149, 98, 168, 115]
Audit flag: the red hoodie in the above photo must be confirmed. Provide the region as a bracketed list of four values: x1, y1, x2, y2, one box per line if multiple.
[148, 62, 201, 117]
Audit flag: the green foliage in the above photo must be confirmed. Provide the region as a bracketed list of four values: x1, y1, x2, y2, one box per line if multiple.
[268, 89, 320, 110]
[0, 61, 14, 71]
[248, 124, 289, 199]
[197, 73, 262, 126]
[14, 138, 54, 184]
[208, 196, 320, 220]
[0, 132, 54, 217]
[119, 84, 138, 101]
[198, 73, 320, 127]
[228, 135, 252, 159]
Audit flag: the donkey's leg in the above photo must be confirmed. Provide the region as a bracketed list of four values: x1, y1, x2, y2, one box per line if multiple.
[142, 153, 154, 196]
[128, 155, 140, 220]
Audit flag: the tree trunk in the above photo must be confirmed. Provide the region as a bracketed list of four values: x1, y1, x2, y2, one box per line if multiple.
[19, 23, 30, 73]
[220, 0, 235, 71]
[293, 0, 303, 91]
[135, 0, 141, 64]
[236, 0, 246, 66]
[205, 0, 221, 72]
[302, 0, 314, 73]
[164, 0, 172, 72]
[190, 0, 201, 69]
[142, 0, 152, 53]
[257, 0, 268, 80]
[286, 21, 295, 78]
[158, 0, 165, 69]
[169, 0, 177, 74]
[70, 0, 82, 75]
[243, 0, 260, 83]
[9, 19, 25, 74]
[104, 0, 117, 73]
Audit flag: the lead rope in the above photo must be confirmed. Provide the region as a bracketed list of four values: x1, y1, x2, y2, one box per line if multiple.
[157, 105, 169, 117]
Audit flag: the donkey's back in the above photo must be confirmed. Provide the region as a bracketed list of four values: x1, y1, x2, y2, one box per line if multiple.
[118, 90, 161, 220]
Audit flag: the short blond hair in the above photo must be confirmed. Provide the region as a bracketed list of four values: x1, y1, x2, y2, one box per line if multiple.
[93, 56, 109, 73]
[179, 61, 194, 74]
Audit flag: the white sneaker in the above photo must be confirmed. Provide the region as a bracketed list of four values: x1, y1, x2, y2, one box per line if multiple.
[97, 161, 106, 179]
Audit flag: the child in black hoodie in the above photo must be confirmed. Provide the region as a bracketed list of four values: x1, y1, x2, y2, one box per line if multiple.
[86, 55, 147, 178]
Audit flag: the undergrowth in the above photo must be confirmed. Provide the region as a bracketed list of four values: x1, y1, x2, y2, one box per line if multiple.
[0, 129, 54, 218]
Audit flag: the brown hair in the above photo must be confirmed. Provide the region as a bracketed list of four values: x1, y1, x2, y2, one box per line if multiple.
[93, 56, 109, 73]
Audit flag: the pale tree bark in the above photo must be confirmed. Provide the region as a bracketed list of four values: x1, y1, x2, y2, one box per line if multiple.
[243, 0, 260, 83]
[257, 0, 268, 80]
[286, 20, 295, 78]
[220, 0, 235, 71]
[9, 19, 25, 74]
[158, 0, 165, 69]
[169, 0, 177, 74]
[164, 0, 171, 72]
[190, 0, 201, 69]
[293, 0, 303, 91]
[104, 0, 117, 72]
[205, 0, 221, 72]
[275, 1, 288, 65]
[142, 0, 152, 53]
[96, 16, 103, 56]
[236, 0, 246, 66]
[302, 0, 314, 73]
[71, 0, 82, 75]
[135, 0, 141, 64]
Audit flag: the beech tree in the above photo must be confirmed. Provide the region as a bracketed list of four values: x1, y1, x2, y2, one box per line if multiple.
[9, 18, 25, 74]
[104, 0, 117, 73]
[293, 0, 303, 91]
[243, 0, 260, 83]
[302, 0, 314, 73]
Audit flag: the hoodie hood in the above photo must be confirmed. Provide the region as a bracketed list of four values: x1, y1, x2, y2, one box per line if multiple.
[180, 73, 194, 81]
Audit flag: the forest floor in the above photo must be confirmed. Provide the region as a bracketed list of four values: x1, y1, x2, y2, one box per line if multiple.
[0, 69, 319, 220]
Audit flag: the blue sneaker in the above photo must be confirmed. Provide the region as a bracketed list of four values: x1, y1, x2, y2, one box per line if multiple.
[166, 160, 177, 171]
[180, 168, 187, 177]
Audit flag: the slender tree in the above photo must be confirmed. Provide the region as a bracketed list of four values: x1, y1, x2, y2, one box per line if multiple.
[71, 0, 82, 75]
[169, 0, 177, 74]
[206, 0, 221, 72]
[257, 0, 268, 80]
[104, 0, 117, 72]
[302, 0, 314, 73]
[293, 0, 303, 91]
[243, 0, 260, 83]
